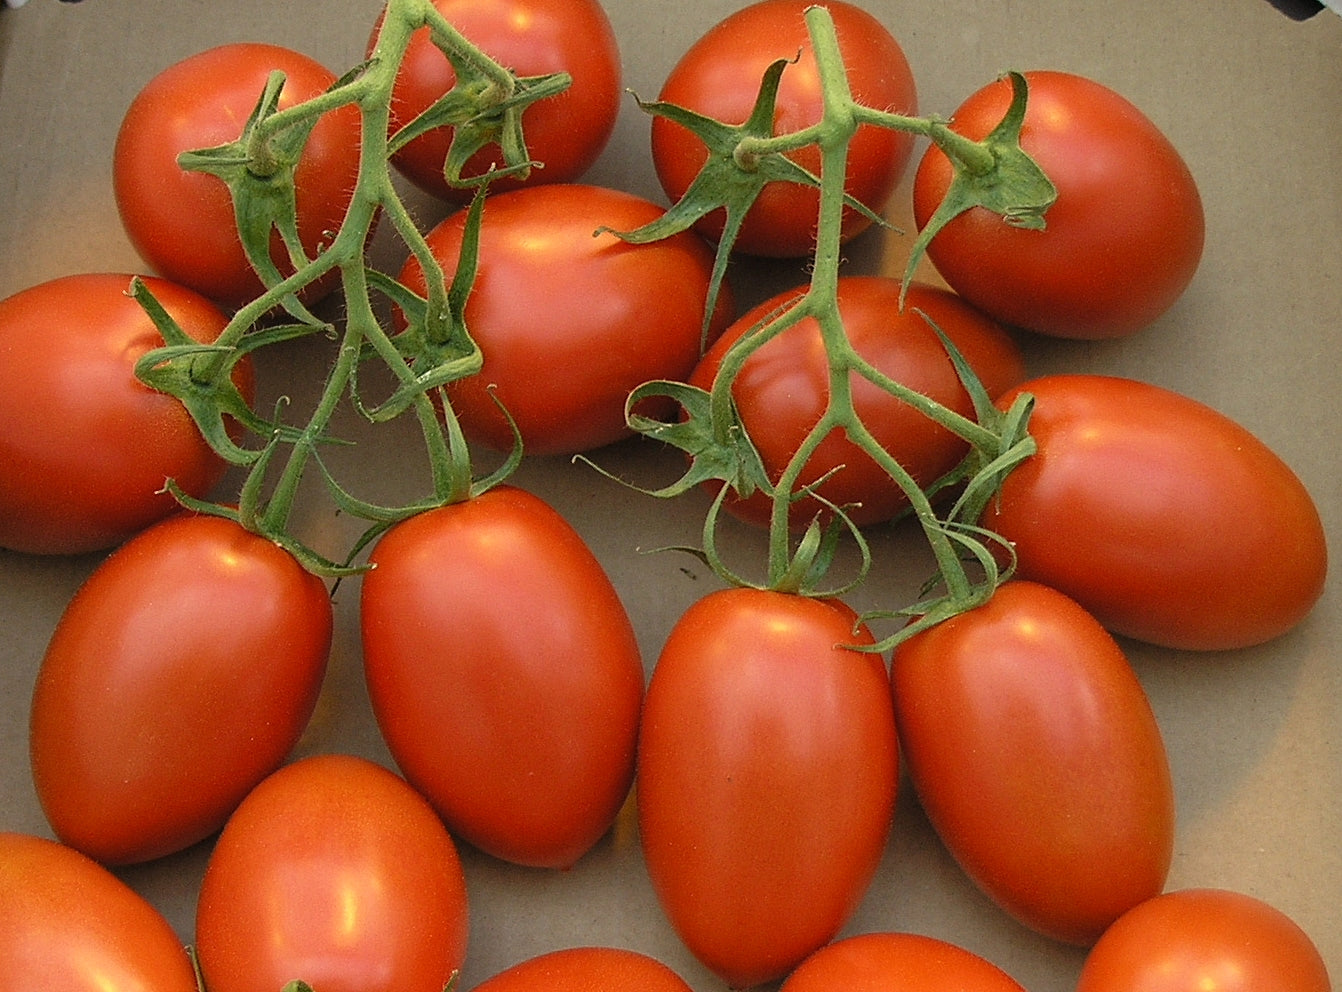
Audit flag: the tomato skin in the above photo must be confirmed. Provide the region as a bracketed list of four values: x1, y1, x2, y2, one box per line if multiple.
[984, 374, 1328, 650]
[398, 184, 733, 455]
[689, 277, 1026, 528]
[637, 588, 897, 988]
[0, 273, 251, 556]
[891, 580, 1174, 946]
[113, 43, 362, 309]
[472, 947, 695, 992]
[779, 931, 1028, 992]
[913, 70, 1204, 339]
[652, 0, 918, 257]
[29, 513, 332, 866]
[360, 486, 644, 869]
[1076, 889, 1331, 992]
[0, 831, 196, 992]
[195, 753, 470, 992]
[374, 0, 621, 201]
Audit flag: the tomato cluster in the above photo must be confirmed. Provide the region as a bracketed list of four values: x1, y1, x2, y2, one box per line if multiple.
[0, 1, 1333, 992]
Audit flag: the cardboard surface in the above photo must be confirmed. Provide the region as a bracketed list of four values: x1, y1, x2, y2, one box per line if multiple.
[1, 1, 1339, 989]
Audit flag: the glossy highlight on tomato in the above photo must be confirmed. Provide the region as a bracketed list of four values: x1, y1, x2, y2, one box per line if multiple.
[891, 580, 1174, 945]
[0, 272, 251, 556]
[361, 486, 644, 869]
[985, 374, 1328, 650]
[637, 588, 897, 988]
[194, 753, 470, 992]
[913, 70, 1204, 339]
[471, 946, 695, 992]
[0, 831, 196, 992]
[29, 512, 332, 865]
[652, 0, 918, 257]
[779, 931, 1028, 992]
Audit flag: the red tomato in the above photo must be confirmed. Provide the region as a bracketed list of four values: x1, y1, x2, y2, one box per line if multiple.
[361, 486, 644, 869]
[194, 753, 470, 992]
[0, 831, 196, 991]
[890, 580, 1174, 945]
[651, 0, 918, 257]
[397, 183, 733, 455]
[114, 42, 362, 309]
[689, 277, 1026, 528]
[637, 588, 897, 988]
[984, 374, 1328, 650]
[780, 931, 1028, 992]
[1076, 889, 1331, 992]
[912, 70, 1204, 339]
[29, 513, 332, 865]
[0, 272, 251, 556]
[374, 0, 621, 200]
[471, 947, 694, 992]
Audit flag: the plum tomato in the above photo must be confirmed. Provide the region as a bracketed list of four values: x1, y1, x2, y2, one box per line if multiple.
[913, 70, 1204, 339]
[652, 0, 918, 257]
[688, 277, 1026, 529]
[779, 931, 1028, 992]
[373, 0, 621, 200]
[637, 588, 897, 988]
[0, 272, 251, 556]
[0, 831, 196, 992]
[396, 183, 733, 455]
[113, 42, 362, 309]
[194, 753, 470, 992]
[360, 486, 644, 869]
[1076, 889, 1331, 992]
[891, 580, 1174, 945]
[984, 374, 1328, 650]
[29, 513, 332, 865]
[471, 947, 695, 992]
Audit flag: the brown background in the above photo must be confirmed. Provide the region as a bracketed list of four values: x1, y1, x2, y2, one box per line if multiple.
[1, 1, 1338, 990]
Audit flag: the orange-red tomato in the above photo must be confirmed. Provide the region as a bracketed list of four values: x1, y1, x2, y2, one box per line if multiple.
[891, 580, 1174, 945]
[638, 588, 897, 988]
[779, 931, 1028, 992]
[470, 947, 694, 992]
[195, 754, 470, 992]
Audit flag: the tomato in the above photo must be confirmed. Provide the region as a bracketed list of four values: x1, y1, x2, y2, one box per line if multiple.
[890, 580, 1174, 945]
[912, 70, 1204, 339]
[779, 931, 1028, 992]
[360, 486, 643, 869]
[637, 588, 897, 988]
[984, 374, 1328, 650]
[0, 831, 196, 991]
[651, 0, 917, 257]
[471, 947, 694, 992]
[29, 512, 332, 865]
[0, 272, 251, 556]
[114, 42, 362, 309]
[689, 277, 1026, 529]
[1076, 889, 1331, 992]
[397, 183, 733, 455]
[374, 0, 621, 200]
[195, 753, 470, 992]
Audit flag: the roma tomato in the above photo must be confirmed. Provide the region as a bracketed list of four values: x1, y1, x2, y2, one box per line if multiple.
[780, 932, 1028, 992]
[374, 0, 621, 200]
[471, 947, 694, 992]
[689, 277, 1025, 528]
[637, 588, 897, 989]
[29, 513, 332, 865]
[652, 0, 918, 257]
[913, 70, 1204, 339]
[397, 183, 733, 455]
[1076, 889, 1331, 992]
[114, 42, 362, 309]
[891, 580, 1174, 945]
[984, 374, 1328, 650]
[360, 486, 643, 869]
[195, 754, 470, 992]
[0, 272, 251, 556]
[0, 831, 195, 992]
